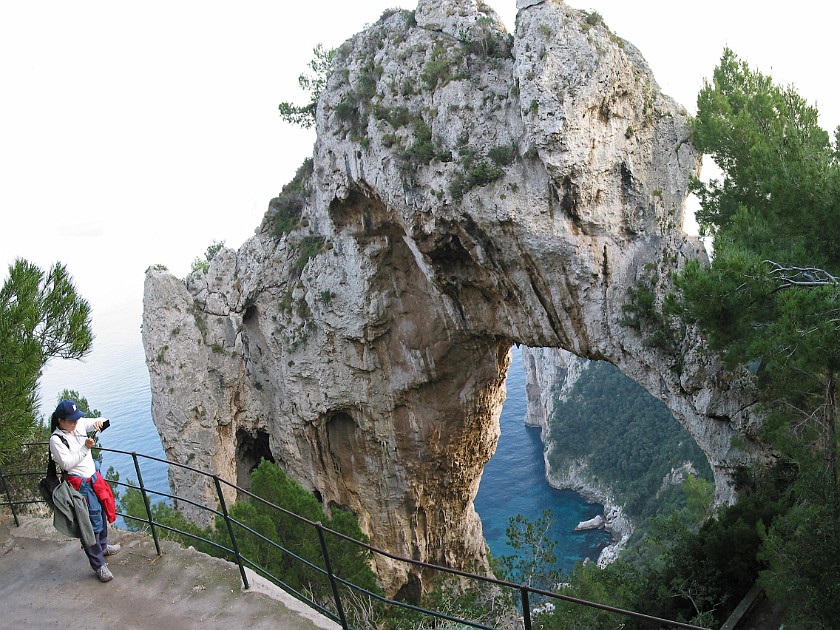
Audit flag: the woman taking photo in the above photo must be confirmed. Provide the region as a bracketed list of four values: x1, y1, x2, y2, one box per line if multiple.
[49, 398, 119, 582]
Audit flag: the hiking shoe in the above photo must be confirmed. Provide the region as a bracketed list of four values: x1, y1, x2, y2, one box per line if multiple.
[96, 564, 113, 582]
[104, 544, 121, 556]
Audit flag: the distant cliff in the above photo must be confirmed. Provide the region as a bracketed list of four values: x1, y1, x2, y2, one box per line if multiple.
[521, 346, 712, 565]
[142, 0, 765, 596]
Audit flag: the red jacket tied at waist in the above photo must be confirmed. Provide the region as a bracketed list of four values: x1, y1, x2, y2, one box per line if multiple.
[66, 473, 116, 524]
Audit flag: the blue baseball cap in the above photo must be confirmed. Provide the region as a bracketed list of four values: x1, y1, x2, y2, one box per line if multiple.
[55, 399, 85, 421]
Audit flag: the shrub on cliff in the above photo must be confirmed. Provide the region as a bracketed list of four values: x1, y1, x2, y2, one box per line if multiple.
[277, 44, 334, 129]
[271, 158, 313, 237]
[228, 459, 378, 598]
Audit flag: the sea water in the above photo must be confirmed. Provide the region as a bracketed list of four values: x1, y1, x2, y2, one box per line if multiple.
[474, 346, 612, 572]
[38, 302, 611, 570]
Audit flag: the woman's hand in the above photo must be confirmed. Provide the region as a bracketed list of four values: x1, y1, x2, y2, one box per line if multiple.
[92, 420, 105, 431]
[85, 436, 96, 448]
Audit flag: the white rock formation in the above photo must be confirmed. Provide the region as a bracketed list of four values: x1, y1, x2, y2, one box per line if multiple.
[142, 0, 765, 595]
[574, 514, 604, 531]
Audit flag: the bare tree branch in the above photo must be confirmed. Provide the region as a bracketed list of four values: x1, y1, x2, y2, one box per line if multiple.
[765, 260, 840, 289]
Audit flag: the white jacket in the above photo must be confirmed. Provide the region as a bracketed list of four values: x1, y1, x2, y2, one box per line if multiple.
[49, 418, 107, 478]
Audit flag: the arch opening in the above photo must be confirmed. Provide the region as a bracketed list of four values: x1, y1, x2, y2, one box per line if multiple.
[475, 345, 714, 570]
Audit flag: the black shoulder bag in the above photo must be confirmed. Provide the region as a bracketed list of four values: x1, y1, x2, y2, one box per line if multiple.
[38, 435, 68, 511]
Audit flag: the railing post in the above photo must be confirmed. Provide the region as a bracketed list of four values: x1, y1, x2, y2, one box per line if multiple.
[131, 452, 161, 556]
[0, 467, 20, 527]
[213, 475, 249, 590]
[521, 586, 533, 630]
[316, 522, 349, 629]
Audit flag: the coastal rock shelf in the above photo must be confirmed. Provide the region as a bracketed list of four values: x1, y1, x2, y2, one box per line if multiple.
[574, 515, 604, 531]
[142, 0, 765, 595]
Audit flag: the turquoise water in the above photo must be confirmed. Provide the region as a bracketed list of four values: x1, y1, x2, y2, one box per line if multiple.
[474, 346, 612, 571]
[39, 303, 610, 568]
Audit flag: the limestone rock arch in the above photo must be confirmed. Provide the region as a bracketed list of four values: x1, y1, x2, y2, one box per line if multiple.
[142, 0, 764, 595]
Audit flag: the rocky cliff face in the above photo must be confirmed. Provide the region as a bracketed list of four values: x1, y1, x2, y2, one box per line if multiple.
[142, 0, 765, 595]
[522, 346, 585, 431]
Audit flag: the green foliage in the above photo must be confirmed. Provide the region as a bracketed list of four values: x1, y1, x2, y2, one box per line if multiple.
[378, 7, 404, 23]
[665, 49, 840, 627]
[395, 116, 451, 181]
[421, 43, 464, 91]
[449, 146, 511, 201]
[678, 48, 840, 460]
[383, 571, 515, 629]
[497, 509, 560, 592]
[536, 561, 646, 629]
[470, 160, 505, 185]
[292, 235, 330, 274]
[225, 460, 380, 611]
[460, 16, 513, 60]
[691, 48, 836, 238]
[487, 144, 517, 167]
[548, 360, 712, 521]
[278, 43, 335, 128]
[526, 473, 785, 628]
[403, 119, 435, 165]
[758, 466, 840, 627]
[271, 158, 314, 236]
[0, 259, 93, 465]
[190, 259, 209, 274]
[621, 269, 685, 356]
[115, 471, 218, 554]
[373, 104, 411, 129]
[355, 63, 381, 101]
[583, 11, 603, 27]
[191, 240, 225, 274]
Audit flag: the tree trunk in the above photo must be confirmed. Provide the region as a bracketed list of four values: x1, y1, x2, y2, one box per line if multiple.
[824, 367, 837, 490]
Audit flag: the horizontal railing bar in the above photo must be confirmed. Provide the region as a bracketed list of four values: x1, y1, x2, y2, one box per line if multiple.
[118, 512, 237, 558]
[0, 471, 42, 480]
[107, 480, 227, 522]
[2, 499, 44, 508]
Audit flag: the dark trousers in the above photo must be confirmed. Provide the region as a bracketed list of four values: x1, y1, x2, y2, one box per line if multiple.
[82, 523, 109, 570]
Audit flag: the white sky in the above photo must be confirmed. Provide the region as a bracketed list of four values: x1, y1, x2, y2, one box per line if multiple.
[2, 0, 839, 328]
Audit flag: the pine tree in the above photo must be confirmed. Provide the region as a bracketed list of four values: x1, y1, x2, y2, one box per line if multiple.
[0, 259, 93, 465]
[672, 48, 840, 624]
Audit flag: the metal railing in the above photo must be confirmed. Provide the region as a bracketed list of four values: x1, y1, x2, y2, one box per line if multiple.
[1, 444, 708, 630]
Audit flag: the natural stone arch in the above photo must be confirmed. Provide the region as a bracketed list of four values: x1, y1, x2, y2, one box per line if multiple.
[142, 0, 766, 596]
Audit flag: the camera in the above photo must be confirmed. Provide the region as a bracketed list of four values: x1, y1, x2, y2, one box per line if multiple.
[87, 419, 111, 438]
